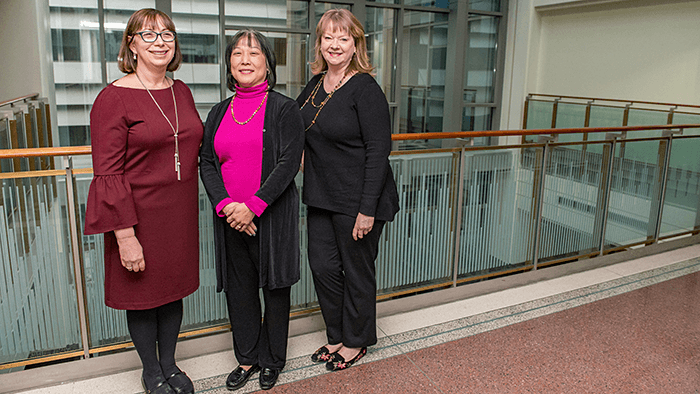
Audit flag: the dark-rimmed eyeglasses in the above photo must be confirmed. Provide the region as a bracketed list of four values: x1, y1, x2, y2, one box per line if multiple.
[134, 30, 176, 43]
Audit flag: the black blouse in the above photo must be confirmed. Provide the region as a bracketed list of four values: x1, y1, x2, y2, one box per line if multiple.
[297, 73, 399, 221]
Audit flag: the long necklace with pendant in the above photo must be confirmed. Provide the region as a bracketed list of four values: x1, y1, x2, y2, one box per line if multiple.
[136, 73, 181, 181]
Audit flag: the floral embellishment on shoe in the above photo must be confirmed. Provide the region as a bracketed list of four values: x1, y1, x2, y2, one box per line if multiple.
[326, 347, 367, 371]
[311, 346, 335, 363]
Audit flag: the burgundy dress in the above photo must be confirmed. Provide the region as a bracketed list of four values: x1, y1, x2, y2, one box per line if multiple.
[84, 80, 203, 310]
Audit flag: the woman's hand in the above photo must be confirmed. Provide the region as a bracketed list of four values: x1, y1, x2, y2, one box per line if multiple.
[225, 202, 257, 236]
[114, 227, 145, 272]
[300, 151, 305, 173]
[352, 213, 375, 241]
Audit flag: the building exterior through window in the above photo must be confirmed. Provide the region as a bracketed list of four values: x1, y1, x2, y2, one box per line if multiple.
[49, 0, 507, 150]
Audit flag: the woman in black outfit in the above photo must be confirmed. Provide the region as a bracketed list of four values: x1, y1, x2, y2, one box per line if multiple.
[200, 30, 304, 390]
[297, 9, 399, 371]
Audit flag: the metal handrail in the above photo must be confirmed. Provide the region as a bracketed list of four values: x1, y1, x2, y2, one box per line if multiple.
[528, 93, 700, 110]
[1, 124, 699, 159]
[0, 93, 41, 107]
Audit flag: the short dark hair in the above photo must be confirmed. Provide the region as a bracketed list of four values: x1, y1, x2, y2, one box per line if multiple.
[117, 8, 182, 73]
[225, 29, 277, 92]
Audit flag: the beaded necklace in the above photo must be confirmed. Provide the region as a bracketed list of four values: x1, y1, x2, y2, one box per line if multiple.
[230, 90, 269, 125]
[300, 70, 352, 131]
[135, 73, 181, 181]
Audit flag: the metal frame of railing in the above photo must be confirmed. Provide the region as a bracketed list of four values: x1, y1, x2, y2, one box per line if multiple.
[1, 123, 700, 370]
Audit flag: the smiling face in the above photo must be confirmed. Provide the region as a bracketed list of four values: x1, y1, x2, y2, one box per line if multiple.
[128, 17, 175, 72]
[320, 23, 356, 72]
[230, 35, 268, 88]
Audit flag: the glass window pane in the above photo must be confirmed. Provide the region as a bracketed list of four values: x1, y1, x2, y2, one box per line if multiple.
[366, 7, 397, 102]
[225, 0, 308, 30]
[225, 31, 309, 100]
[400, 11, 448, 136]
[173, 1, 222, 120]
[469, 0, 500, 12]
[462, 106, 492, 131]
[367, 0, 399, 4]
[50, 5, 101, 146]
[464, 15, 498, 104]
[314, 3, 352, 23]
[404, 0, 449, 9]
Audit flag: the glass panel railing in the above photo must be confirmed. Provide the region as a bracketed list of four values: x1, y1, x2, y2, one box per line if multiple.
[554, 103, 587, 142]
[377, 152, 457, 292]
[604, 139, 663, 249]
[458, 148, 534, 276]
[536, 145, 605, 262]
[524, 100, 553, 130]
[626, 108, 668, 139]
[3, 125, 700, 366]
[673, 112, 700, 136]
[0, 174, 81, 365]
[660, 136, 700, 238]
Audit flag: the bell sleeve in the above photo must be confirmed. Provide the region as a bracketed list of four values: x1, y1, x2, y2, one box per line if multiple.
[84, 88, 138, 235]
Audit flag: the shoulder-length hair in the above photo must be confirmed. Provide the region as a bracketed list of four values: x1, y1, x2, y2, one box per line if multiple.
[309, 9, 374, 75]
[225, 29, 277, 92]
[117, 8, 182, 74]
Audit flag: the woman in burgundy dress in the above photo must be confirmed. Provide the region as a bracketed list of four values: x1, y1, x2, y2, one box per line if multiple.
[199, 30, 303, 391]
[84, 9, 202, 394]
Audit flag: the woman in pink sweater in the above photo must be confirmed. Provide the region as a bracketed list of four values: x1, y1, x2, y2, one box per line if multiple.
[199, 29, 304, 391]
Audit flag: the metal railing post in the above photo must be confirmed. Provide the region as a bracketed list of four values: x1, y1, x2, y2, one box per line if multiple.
[65, 157, 91, 359]
[531, 136, 554, 270]
[652, 130, 681, 242]
[597, 134, 620, 254]
[452, 145, 468, 287]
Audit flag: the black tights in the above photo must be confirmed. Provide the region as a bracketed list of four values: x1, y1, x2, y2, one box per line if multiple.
[126, 299, 183, 389]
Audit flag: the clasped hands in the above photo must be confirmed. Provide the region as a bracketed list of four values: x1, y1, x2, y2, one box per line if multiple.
[223, 202, 257, 236]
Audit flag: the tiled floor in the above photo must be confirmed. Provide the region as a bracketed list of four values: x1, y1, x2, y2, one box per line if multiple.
[8, 244, 700, 394]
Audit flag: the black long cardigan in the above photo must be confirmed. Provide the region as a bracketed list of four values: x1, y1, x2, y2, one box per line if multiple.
[199, 91, 304, 291]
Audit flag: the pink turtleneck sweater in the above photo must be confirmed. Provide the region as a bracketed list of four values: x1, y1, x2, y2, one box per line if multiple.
[214, 81, 269, 217]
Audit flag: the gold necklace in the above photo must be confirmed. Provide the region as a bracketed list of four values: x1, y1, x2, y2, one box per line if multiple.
[135, 73, 181, 181]
[300, 70, 352, 131]
[230, 91, 269, 125]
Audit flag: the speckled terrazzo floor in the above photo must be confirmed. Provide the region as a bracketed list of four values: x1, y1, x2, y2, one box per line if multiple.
[192, 256, 700, 393]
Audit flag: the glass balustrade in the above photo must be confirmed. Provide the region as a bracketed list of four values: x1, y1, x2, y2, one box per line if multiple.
[1, 125, 700, 369]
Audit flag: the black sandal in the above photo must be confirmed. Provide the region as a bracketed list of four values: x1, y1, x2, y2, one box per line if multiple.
[311, 346, 335, 363]
[325, 347, 367, 371]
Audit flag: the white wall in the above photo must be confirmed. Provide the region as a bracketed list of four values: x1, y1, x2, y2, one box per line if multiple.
[501, 0, 700, 136]
[0, 0, 54, 102]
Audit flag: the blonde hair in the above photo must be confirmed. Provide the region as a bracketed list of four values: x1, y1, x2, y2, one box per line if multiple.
[310, 9, 374, 75]
[117, 8, 182, 73]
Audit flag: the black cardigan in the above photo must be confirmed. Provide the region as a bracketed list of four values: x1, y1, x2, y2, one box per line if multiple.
[297, 73, 399, 221]
[200, 91, 304, 291]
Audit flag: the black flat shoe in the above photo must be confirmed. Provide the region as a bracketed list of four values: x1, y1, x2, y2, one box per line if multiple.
[259, 367, 280, 390]
[142, 376, 176, 394]
[226, 364, 260, 391]
[326, 347, 367, 371]
[166, 368, 195, 394]
[310, 346, 334, 363]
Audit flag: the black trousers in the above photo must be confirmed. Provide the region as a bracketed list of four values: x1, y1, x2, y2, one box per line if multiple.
[224, 222, 291, 370]
[307, 206, 385, 348]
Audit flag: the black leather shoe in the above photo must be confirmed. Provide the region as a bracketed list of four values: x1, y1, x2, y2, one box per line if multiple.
[142, 376, 176, 394]
[226, 364, 260, 391]
[259, 367, 280, 390]
[166, 368, 194, 394]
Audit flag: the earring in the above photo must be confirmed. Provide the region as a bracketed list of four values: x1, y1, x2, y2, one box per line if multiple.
[133, 53, 137, 60]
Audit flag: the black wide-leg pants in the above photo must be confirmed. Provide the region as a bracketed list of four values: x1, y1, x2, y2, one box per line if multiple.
[224, 222, 291, 370]
[307, 206, 386, 348]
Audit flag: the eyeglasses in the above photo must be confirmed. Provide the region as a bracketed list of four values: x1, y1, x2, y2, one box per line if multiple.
[134, 30, 176, 43]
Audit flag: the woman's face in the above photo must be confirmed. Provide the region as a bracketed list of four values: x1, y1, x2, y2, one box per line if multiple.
[230, 36, 267, 88]
[129, 18, 175, 72]
[320, 24, 355, 71]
